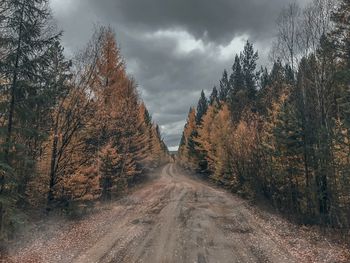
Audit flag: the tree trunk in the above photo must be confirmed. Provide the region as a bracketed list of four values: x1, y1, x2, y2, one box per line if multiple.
[46, 113, 60, 213]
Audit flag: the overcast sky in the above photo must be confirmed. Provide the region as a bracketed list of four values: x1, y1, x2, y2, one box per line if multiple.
[49, 0, 309, 151]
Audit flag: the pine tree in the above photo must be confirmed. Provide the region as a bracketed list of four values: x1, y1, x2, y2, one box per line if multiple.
[0, 0, 62, 239]
[273, 99, 308, 216]
[31, 41, 71, 211]
[228, 55, 248, 122]
[257, 59, 293, 117]
[0, 0, 61, 163]
[259, 90, 290, 201]
[219, 70, 231, 102]
[240, 41, 259, 100]
[284, 64, 295, 85]
[209, 86, 220, 106]
[196, 90, 208, 125]
[259, 66, 269, 90]
[230, 55, 244, 93]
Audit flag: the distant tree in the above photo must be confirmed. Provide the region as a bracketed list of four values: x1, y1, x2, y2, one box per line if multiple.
[178, 108, 198, 169]
[240, 41, 259, 100]
[195, 105, 219, 174]
[219, 70, 231, 102]
[259, 66, 269, 90]
[228, 55, 243, 122]
[209, 86, 220, 106]
[196, 90, 208, 124]
[230, 55, 244, 93]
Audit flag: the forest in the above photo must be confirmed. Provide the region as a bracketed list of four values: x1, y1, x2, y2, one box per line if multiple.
[179, 0, 350, 231]
[1, 0, 350, 260]
[0, 0, 169, 242]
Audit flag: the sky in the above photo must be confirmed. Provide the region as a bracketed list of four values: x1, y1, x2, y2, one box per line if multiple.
[49, 0, 309, 151]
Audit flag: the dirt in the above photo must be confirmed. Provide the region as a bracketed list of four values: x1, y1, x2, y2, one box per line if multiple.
[2, 164, 349, 263]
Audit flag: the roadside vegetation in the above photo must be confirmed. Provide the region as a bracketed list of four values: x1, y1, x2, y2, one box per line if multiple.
[178, 0, 350, 236]
[0, 0, 169, 244]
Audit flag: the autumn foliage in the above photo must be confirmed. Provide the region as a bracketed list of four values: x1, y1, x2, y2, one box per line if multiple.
[0, 0, 168, 242]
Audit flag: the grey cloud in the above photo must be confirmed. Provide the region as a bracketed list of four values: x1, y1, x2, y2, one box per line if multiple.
[50, 0, 310, 148]
[89, 0, 306, 44]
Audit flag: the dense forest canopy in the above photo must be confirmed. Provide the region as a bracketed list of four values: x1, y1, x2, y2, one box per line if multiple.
[179, 0, 350, 229]
[0, 0, 169, 241]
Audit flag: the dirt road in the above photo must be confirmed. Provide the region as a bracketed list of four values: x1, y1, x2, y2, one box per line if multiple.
[5, 164, 349, 263]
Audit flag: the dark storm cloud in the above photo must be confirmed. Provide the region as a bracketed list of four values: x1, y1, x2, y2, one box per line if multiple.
[50, 0, 309, 150]
[88, 0, 299, 43]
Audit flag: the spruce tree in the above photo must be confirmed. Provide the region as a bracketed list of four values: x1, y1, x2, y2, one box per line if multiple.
[228, 54, 246, 123]
[0, 0, 63, 238]
[240, 41, 259, 100]
[0, 0, 61, 163]
[284, 64, 295, 85]
[230, 55, 244, 92]
[259, 66, 269, 90]
[209, 86, 220, 106]
[219, 70, 230, 102]
[196, 90, 208, 125]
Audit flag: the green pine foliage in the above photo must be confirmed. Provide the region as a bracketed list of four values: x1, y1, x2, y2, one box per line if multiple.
[196, 90, 208, 125]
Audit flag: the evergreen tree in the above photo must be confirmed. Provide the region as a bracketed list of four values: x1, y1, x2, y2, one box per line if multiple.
[270, 60, 285, 84]
[228, 53, 247, 123]
[240, 41, 259, 100]
[284, 64, 295, 85]
[259, 66, 269, 90]
[196, 90, 208, 125]
[230, 55, 244, 92]
[0, 0, 62, 239]
[0, 0, 61, 162]
[219, 70, 231, 102]
[209, 86, 220, 106]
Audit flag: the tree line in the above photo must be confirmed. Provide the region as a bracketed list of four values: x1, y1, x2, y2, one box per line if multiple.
[179, 0, 350, 230]
[0, 0, 169, 241]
